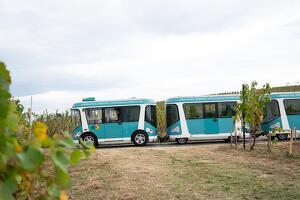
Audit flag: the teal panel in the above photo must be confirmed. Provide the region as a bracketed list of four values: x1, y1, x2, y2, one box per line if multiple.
[270, 92, 300, 99]
[144, 122, 158, 137]
[88, 124, 106, 139]
[167, 121, 182, 136]
[103, 123, 123, 139]
[73, 126, 82, 135]
[204, 119, 218, 134]
[186, 119, 205, 134]
[218, 118, 234, 133]
[287, 115, 300, 130]
[261, 117, 282, 132]
[72, 125, 83, 140]
[122, 122, 139, 138]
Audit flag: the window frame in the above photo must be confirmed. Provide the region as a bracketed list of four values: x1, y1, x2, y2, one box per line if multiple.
[183, 103, 204, 120]
[217, 101, 237, 118]
[203, 103, 218, 119]
[262, 100, 280, 124]
[283, 99, 300, 115]
[71, 109, 82, 129]
[120, 106, 141, 123]
[85, 107, 103, 124]
[166, 104, 180, 128]
[103, 107, 121, 123]
[145, 105, 157, 127]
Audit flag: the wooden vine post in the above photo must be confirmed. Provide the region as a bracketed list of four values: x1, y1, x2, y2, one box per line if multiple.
[230, 132, 233, 147]
[289, 128, 296, 155]
[267, 133, 272, 152]
[235, 128, 238, 149]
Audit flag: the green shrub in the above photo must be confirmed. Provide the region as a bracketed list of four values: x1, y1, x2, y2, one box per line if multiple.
[0, 61, 93, 200]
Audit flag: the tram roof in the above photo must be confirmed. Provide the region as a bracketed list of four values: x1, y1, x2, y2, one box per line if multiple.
[166, 95, 240, 103]
[166, 92, 300, 103]
[72, 98, 156, 108]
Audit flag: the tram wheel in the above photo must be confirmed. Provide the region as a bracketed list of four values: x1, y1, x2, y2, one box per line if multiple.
[175, 138, 188, 144]
[276, 134, 288, 140]
[132, 131, 148, 146]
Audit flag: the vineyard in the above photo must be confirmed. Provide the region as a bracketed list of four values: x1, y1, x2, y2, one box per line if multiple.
[1, 60, 300, 200]
[22, 84, 300, 138]
[10, 88, 300, 142]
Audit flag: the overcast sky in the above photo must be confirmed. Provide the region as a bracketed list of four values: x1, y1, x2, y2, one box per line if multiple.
[1, 0, 300, 112]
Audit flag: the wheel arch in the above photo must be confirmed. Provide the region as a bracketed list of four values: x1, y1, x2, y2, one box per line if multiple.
[80, 131, 98, 144]
[131, 129, 148, 142]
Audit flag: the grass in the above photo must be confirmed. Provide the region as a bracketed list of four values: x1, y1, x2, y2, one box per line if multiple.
[69, 142, 300, 200]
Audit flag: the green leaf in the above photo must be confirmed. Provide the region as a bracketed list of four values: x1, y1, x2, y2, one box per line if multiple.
[83, 149, 91, 157]
[79, 138, 94, 150]
[0, 178, 18, 200]
[15, 174, 22, 185]
[70, 149, 83, 165]
[17, 147, 44, 171]
[41, 137, 54, 148]
[55, 166, 71, 188]
[57, 137, 75, 149]
[0, 62, 11, 88]
[0, 62, 11, 129]
[51, 150, 70, 172]
[272, 137, 278, 144]
[47, 184, 61, 198]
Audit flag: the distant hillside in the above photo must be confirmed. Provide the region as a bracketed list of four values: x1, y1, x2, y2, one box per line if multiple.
[270, 85, 300, 93]
[212, 85, 300, 95]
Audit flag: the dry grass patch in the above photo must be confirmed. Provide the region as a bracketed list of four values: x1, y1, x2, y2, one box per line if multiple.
[69, 142, 300, 200]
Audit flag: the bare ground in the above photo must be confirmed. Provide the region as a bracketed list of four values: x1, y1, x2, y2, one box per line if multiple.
[69, 141, 300, 200]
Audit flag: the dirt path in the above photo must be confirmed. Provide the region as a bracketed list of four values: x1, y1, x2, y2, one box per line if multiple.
[69, 142, 300, 200]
